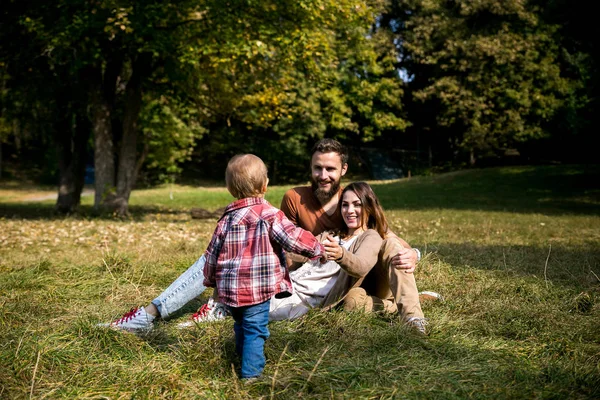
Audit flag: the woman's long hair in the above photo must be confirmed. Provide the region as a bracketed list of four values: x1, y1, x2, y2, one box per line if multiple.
[338, 182, 389, 239]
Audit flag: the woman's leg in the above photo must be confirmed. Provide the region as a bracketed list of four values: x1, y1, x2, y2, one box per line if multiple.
[343, 287, 396, 313]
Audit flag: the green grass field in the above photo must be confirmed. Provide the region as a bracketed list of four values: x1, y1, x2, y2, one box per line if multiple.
[1, 165, 599, 399]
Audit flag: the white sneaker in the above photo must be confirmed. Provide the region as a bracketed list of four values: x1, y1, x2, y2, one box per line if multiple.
[98, 306, 155, 333]
[419, 291, 444, 302]
[177, 298, 229, 328]
[406, 317, 428, 335]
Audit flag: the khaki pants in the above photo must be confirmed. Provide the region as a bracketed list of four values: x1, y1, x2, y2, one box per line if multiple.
[343, 238, 424, 321]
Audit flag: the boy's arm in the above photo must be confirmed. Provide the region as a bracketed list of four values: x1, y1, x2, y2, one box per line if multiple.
[202, 223, 223, 288]
[270, 210, 325, 259]
[286, 232, 328, 268]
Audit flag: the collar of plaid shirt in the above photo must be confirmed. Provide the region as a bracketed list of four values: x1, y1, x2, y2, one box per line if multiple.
[222, 197, 269, 217]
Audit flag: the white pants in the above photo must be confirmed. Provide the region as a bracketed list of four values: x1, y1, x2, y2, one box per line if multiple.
[269, 292, 314, 321]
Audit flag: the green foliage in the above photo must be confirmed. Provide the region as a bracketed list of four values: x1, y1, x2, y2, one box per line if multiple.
[0, 117, 11, 143]
[217, 0, 408, 142]
[140, 96, 206, 184]
[176, 0, 408, 182]
[390, 0, 574, 161]
[2, 0, 410, 189]
[2, 0, 597, 189]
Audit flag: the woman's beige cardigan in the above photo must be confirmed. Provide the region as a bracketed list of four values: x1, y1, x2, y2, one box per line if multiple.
[288, 229, 383, 310]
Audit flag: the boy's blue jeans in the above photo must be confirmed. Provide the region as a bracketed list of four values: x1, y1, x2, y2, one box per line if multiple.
[228, 300, 271, 379]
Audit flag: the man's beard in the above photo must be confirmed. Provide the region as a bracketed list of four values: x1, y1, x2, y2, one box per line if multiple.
[312, 178, 341, 203]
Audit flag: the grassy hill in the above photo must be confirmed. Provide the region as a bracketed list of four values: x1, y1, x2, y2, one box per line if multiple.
[1, 165, 599, 398]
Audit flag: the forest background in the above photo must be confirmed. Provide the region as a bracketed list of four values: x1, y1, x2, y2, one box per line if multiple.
[1, 0, 597, 215]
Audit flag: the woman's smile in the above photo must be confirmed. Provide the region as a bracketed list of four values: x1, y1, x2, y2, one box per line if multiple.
[341, 190, 363, 234]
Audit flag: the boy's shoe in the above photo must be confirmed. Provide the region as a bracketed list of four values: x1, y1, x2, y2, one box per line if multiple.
[177, 298, 229, 328]
[98, 306, 155, 333]
[406, 317, 428, 335]
[419, 291, 444, 302]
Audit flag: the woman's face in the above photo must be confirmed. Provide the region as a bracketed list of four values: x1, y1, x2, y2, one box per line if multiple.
[341, 190, 364, 233]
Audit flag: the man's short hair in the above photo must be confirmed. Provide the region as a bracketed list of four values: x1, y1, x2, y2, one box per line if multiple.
[311, 138, 349, 165]
[226, 154, 268, 199]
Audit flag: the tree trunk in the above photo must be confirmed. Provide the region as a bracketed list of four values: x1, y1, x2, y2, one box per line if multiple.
[113, 54, 150, 216]
[428, 144, 433, 168]
[90, 68, 116, 210]
[55, 116, 76, 213]
[13, 119, 21, 151]
[55, 114, 90, 213]
[73, 114, 90, 204]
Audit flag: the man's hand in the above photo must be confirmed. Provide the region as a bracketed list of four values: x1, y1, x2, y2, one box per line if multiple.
[390, 247, 418, 273]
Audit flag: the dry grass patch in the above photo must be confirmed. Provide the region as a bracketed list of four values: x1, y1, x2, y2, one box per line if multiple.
[1, 165, 599, 398]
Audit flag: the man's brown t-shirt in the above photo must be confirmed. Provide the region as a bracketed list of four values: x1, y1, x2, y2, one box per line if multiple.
[279, 186, 344, 236]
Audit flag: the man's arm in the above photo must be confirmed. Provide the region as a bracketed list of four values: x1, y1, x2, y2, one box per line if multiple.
[280, 189, 299, 226]
[280, 188, 301, 268]
[385, 230, 419, 273]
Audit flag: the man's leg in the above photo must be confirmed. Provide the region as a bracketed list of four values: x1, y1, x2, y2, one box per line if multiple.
[99, 255, 209, 332]
[151, 254, 208, 318]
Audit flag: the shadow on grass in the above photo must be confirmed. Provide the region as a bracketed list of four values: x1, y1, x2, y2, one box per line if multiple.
[430, 242, 600, 291]
[373, 164, 600, 216]
[1, 165, 599, 220]
[0, 203, 202, 221]
[133, 310, 599, 398]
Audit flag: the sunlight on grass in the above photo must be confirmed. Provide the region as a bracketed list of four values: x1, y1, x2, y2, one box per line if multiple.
[1, 165, 599, 398]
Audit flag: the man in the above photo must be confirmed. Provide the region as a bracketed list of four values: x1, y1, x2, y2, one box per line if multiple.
[280, 139, 427, 332]
[281, 139, 419, 272]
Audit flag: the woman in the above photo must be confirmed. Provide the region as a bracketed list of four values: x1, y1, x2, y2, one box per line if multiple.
[269, 182, 387, 320]
[101, 183, 426, 332]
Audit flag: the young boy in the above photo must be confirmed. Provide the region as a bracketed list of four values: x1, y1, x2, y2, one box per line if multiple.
[203, 154, 325, 379]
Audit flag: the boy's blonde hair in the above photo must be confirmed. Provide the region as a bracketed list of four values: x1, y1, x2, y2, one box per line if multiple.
[226, 154, 268, 199]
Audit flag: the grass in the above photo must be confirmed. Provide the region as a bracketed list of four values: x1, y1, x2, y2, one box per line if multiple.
[1, 164, 599, 399]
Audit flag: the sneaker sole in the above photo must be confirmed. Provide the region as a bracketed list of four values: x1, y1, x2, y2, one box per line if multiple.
[96, 323, 153, 334]
[419, 291, 444, 302]
[177, 316, 229, 329]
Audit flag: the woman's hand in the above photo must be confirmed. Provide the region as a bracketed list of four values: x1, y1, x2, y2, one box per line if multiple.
[323, 234, 343, 261]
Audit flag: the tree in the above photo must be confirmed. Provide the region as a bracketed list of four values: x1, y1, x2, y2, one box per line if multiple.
[528, 0, 599, 162]
[1, 1, 91, 211]
[187, 0, 408, 182]
[387, 0, 572, 165]
[2, 1, 210, 214]
[3, 0, 409, 209]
